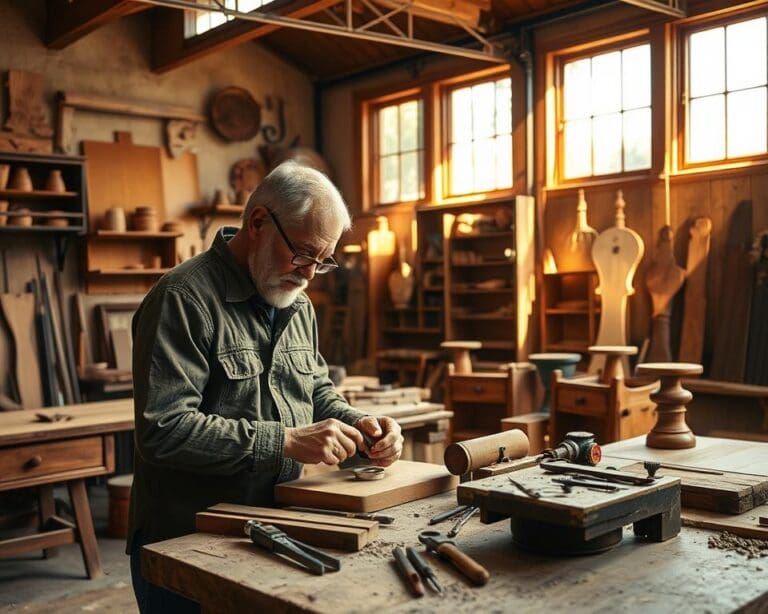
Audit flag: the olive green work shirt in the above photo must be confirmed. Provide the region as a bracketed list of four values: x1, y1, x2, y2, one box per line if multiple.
[127, 227, 365, 551]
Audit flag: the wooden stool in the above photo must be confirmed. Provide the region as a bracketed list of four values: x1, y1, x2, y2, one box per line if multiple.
[636, 362, 702, 449]
[441, 341, 482, 375]
[107, 474, 133, 539]
[501, 413, 549, 454]
[589, 345, 637, 384]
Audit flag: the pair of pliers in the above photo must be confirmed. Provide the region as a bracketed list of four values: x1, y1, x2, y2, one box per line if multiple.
[244, 520, 341, 575]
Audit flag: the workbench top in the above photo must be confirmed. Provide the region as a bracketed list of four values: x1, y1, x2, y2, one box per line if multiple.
[143, 488, 768, 613]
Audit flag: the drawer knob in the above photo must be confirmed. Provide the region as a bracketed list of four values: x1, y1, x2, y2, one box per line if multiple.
[473, 385, 484, 394]
[25, 455, 43, 469]
[575, 397, 587, 406]
[621, 408, 631, 417]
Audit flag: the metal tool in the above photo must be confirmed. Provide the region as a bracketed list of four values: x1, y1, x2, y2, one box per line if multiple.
[418, 531, 490, 586]
[507, 476, 541, 498]
[644, 460, 723, 476]
[540, 460, 656, 485]
[551, 476, 626, 492]
[406, 547, 443, 594]
[447, 506, 478, 538]
[429, 505, 469, 526]
[353, 466, 385, 480]
[244, 520, 341, 575]
[539, 431, 602, 466]
[286, 506, 395, 524]
[393, 546, 424, 597]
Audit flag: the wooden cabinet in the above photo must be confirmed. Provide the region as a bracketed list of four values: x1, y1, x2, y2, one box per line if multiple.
[0, 151, 88, 268]
[541, 271, 600, 353]
[446, 362, 538, 441]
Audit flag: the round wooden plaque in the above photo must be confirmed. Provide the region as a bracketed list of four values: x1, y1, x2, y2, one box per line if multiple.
[229, 158, 266, 194]
[209, 87, 261, 142]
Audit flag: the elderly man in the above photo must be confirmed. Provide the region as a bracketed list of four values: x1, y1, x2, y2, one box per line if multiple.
[128, 161, 402, 613]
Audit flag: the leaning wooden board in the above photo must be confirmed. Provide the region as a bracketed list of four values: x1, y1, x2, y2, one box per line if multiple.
[0, 292, 43, 409]
[274, 460, 459, 512]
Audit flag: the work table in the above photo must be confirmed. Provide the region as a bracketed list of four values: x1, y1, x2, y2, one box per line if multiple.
[142, 436, 768, 612]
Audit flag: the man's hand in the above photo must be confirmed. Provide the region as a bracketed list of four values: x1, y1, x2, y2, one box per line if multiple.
[355, 416, 403, 467]
[284, 418, 364, 465]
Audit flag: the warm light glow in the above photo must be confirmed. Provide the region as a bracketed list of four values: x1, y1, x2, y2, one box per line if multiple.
[367, 216, 396, 257]
[343, 244, 363, 254]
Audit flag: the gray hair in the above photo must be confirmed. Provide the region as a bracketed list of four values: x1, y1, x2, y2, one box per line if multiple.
[242, 161, 351, 231]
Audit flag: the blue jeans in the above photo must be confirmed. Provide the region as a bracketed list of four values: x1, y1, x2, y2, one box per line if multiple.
[130, 531, 200, 614]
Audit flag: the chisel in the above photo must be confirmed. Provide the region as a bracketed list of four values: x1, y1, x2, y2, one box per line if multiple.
[285, 506, 395, 524]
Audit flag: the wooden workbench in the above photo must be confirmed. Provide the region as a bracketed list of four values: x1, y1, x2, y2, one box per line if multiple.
[0, 399, 133, 578]
[142, 437, 768, 612]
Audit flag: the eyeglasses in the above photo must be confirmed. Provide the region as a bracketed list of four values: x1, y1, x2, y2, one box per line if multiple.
[264, 208, 339, 274]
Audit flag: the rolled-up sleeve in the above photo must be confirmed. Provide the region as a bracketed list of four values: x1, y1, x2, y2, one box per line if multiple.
[132, 284, 285, 475]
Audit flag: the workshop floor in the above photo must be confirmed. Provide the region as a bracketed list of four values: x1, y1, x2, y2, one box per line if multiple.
[0, 485, 137, 613]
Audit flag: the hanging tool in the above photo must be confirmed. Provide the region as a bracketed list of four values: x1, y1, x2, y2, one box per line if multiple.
[418, 531, 489, 586]
[286, 506, 395, 525]
[447, 506, 478, 538]
[406, 547, 443, 594]
[538, 431, 601, 466]
[393, 546, 424, 597]
[429, 504, 469, 526]
[244, 520, 341, 575]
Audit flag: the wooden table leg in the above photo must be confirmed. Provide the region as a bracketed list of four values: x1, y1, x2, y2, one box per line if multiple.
[68, 479, 103, 579]
[37, 484, 57, 559]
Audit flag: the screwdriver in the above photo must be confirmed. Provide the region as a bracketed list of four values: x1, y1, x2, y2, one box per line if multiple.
[406, 546, 443, 594]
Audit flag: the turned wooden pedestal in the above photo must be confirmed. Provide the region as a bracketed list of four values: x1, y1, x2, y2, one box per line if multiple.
[636, 362, 703, 449]
[441, 340, 482, 375]
[589, 345, 637, 384]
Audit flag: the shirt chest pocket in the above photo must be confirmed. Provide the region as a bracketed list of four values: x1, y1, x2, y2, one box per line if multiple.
[217, 349, 264, 416]
[282, 348, 315, 405]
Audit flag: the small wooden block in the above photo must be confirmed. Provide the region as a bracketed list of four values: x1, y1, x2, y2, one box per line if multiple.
[196, 512, 369, 551]
[760, 516, 768, 527]
[274, 460, 458, 513]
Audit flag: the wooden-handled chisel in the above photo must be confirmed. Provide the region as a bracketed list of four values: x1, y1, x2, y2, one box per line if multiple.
[285, 506, 395, 524]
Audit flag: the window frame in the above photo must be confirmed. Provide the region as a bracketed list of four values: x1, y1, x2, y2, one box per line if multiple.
[677, 6, 768, 171]
[440, 66, 517, 199]
[552, 32, 653, 185]
[366, 89, 428, 209]
[359, 64, 519, 211]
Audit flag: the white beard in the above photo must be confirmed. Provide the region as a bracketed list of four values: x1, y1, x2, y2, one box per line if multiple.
[248, 237, 308, 308]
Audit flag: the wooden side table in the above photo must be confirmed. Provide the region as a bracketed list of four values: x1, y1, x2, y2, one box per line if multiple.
[0, 399, 133, 578]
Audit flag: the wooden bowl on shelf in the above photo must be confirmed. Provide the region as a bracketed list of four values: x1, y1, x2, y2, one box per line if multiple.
[9, 208, 32, 227]
[43, 211, 69, 227]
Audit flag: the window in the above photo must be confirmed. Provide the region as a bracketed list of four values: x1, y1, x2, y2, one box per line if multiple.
[362, 66, 514, 208]
[184, 0, 274, 38]
[447, 76, 513, 195]
[685, 15, 768, 165]
[371, 97, 425, 205]
[558, 42, 651, 180]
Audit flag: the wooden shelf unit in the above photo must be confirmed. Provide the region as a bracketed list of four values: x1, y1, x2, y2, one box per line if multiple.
[0, 151, 88, 269]
[541, 271, 600, 353]
[441, 196, 536, 363]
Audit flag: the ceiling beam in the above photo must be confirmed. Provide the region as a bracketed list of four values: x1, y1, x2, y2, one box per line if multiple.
[46, 0, 150, 50]
[150, 0, 340, 74]
[142, 0, 507, 73]
[618, 0, 685, 18]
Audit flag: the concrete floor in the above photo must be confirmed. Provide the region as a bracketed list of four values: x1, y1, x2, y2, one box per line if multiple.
[0, 484, 137, 613]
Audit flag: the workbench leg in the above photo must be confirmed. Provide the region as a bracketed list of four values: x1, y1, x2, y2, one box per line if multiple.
[633, 491, 681, 542]
[37, 485, 58, 559]
[68, 479, 103, 579]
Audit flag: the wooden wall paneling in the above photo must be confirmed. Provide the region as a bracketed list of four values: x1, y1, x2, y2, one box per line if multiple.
[709, 194, 753, 381]
[46, 0, 148, 50]
[752, 174, 768, 232]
